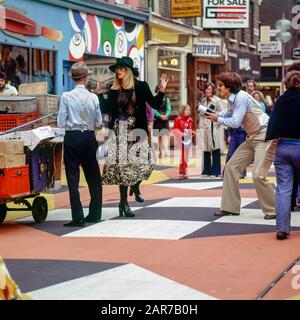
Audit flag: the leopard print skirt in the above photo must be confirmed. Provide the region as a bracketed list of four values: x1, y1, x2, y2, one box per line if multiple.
[102, 118, 153, 186]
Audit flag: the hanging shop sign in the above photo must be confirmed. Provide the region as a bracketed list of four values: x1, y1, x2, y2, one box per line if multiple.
[192, 37, 222, 57]
[171, 0, 202, 18]
[202, 0, 249, 29]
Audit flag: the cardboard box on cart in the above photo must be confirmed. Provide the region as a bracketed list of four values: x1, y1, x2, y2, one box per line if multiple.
[0, 140, 24, 155]
[0, 154, 25, 168]
[0, 140, 25, 169]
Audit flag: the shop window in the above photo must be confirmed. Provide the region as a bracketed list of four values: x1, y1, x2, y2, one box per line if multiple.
[261, 66, 282, 82]
[229, 30, 235, 39]
[84, 55, 117, 93]
[241, 29, 246, 43]
[157, 49, 181, 114]
[0, 44, 55, 94]
[197, 73, 209, 101]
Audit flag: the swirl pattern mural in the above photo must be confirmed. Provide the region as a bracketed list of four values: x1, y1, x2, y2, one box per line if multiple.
[68, 10, 144, 77]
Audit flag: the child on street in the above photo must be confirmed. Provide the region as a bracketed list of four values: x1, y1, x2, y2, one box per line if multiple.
[173, 104, 195, 179]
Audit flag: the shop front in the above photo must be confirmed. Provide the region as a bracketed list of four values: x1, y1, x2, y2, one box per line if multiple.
[188, 35, 228, 124]
[258, 63, 288, 99]
[146, 20, 194, 118]
[0, 0, 147, 95]
[228, 50, 260, 83]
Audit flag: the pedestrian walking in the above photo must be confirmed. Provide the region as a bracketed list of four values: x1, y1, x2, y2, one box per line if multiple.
[266, 70, 300, 240]
[57, 62, 103, 227]
[198, 82, 223, 178]
[128, 102, 154, 202]
[153, 86, 171, 159]
[245, 79, 256, 95]
[206, 72, 275, 219]
[99, 56, 168, 217]
[286, 63, 300, 213]
[173, 104, 195, 179]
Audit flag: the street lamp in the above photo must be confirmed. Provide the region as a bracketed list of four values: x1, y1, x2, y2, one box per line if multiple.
[275, 14, 292, 93]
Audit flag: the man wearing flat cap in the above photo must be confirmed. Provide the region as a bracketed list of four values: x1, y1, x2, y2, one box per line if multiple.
[57, 61, 103, 227]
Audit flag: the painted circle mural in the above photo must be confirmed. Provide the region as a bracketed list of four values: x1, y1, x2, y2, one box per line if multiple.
[85, 14, 101, 54]
[136, 25, 144, 51]
[101, 18, 116, 55]
[112, 19, 123, 30]
[69, 10, 86, 32]
[124, 21, 137, 42]
[103, 41, 112, 56]
[69, 32, 86, 60]
[128, 46, 141, 69]
[115, 31, 128, 58]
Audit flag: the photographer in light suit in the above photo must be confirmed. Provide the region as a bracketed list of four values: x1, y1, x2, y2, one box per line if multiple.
[206, 73, 275, 219]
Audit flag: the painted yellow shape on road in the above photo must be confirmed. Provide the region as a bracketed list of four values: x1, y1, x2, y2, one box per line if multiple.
[142, 170, 170, 185]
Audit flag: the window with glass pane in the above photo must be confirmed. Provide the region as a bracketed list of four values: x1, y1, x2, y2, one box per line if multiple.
[0, 44, 55, 93]
[157, 49, 181, 114]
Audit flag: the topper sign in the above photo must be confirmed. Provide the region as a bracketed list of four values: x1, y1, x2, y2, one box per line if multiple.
[193, 37, 222, 57]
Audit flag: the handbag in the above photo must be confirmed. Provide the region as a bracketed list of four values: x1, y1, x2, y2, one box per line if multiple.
[96, 143, 108, 160]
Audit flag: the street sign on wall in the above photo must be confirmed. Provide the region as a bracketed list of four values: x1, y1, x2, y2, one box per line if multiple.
[202, 0, 249, 29]
[171, 0, 202, 18]
[257, 41, 282, 55]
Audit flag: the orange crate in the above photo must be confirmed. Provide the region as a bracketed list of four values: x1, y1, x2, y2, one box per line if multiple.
[0, 165, 30, 198]
[0, 112, 41, 131]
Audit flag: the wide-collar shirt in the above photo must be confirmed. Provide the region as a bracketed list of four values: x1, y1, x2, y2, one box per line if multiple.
[217, 90, 269, 137]
[57, 85, 102, 131]
[0, 84, 18, 96]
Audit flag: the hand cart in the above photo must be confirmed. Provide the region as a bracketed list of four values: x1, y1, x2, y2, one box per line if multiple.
[0, 194, 48, 224]
[0, 112, 58, 225]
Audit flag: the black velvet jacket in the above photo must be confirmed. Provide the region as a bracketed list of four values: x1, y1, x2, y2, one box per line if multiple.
[266, 88, 300, 140]
[99, 80, 165, 133]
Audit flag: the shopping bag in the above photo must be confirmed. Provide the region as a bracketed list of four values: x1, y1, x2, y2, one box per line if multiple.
[96, 143, 108, 160]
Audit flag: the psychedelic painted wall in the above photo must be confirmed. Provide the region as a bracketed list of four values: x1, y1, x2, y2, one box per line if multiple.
[68, 10, 144, 76]
[0, 0, 145, 94]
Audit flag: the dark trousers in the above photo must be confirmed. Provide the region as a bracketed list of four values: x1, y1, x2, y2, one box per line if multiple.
[226, 131, 247, 177]
[64, 131, 102, 222]
[202, 149, 221, 176]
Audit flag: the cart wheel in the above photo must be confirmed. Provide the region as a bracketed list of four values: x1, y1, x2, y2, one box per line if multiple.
[32, 196, 48, 223]
[0, 204, 7, 224]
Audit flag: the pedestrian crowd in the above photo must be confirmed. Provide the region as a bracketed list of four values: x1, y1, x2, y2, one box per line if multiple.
[54, 57, 300, 241]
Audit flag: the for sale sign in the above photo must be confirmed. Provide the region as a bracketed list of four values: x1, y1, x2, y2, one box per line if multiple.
[203, 0, 250, 29]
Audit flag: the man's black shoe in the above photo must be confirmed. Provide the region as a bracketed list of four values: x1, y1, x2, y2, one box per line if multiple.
[64, 220, 85, 227]
[264, 214, 276, 220]
[84, 216, 102, 223]
[214, 210, 240, 217]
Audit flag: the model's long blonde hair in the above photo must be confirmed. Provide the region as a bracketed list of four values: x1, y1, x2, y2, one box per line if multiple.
[111, 67, 135, 90]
